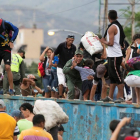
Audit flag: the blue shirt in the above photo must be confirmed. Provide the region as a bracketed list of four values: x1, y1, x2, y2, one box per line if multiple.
[51, 56, 59, 70]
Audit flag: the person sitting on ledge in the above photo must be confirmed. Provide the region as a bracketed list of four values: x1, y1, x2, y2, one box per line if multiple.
[20, 74, 43, 96]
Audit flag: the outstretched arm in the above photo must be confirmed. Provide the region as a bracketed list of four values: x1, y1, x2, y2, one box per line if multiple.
[110, 117, 131, 140]
[34, 86, 43, 94]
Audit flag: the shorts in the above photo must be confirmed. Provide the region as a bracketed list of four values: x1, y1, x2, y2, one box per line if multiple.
[57, 67, 66, 86]
[82, 80, 93, 95]
[0, 49, 11, 65]
[124, 75, 140, 88]
[108, 57, 123, 84]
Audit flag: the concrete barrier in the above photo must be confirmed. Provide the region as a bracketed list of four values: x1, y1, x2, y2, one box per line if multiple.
[0, 95, 140, 140]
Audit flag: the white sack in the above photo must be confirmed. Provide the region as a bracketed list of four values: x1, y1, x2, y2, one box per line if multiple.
[81, 31, 103, 55]
[33, 100, 69, 130]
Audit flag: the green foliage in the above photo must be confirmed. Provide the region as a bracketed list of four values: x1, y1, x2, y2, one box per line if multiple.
[120, 7, 140, 43]
[124, 26, 132, 43]
[25, 62, 43, 89]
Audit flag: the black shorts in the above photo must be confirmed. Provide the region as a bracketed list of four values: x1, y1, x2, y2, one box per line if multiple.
[82, 80, 93, 95]
[0, 49, 11, 65]
[108, 57, 123, 84]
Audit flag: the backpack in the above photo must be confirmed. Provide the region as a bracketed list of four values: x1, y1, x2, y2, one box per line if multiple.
[0, 19, 12, 39]
[38, 62, 45, 77]
[125, 57, 140, 71]
[117, 125, 140, 140]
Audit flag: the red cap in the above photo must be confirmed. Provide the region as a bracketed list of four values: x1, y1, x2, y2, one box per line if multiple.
[125, 136, 139, 140]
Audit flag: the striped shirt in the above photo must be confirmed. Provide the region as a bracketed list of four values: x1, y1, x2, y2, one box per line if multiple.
[74, 66, 95, 81]
[18, 126, 53, 140]
[14, 124, 20, 136]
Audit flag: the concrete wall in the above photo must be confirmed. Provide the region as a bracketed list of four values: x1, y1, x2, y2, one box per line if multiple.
[1, 95, 140, 140]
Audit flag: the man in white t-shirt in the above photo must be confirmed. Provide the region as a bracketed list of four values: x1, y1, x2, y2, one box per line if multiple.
[100, 10, 125, 103]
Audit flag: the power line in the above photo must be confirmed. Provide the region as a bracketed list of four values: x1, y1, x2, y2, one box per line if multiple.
[0, 0, 98, 25]
[44, 0, 97, 16]
[1, 0, 97, 18]
[93, 7, 129, 34]
[95, 0, 140, 34]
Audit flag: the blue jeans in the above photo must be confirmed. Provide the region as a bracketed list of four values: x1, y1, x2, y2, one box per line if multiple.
[113, 86, 118, 100]
[0, 88, 3, 95]
[42, 75, 51, 93]
[125, 83, 131, 95]
[49, 69, 58, 88]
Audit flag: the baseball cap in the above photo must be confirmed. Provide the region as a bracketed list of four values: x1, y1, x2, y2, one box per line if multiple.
[27, 74, 37, 81]
[67, 34, 75, 39]
[58, 124, 66, 132]
[0, 99, 5, 108]
[18, 49, 25, 59]
[125, 136, 139, 140]
[96, 64, 106, 78]
[75, 49, 83, 55]
[11, 110, 21, 117]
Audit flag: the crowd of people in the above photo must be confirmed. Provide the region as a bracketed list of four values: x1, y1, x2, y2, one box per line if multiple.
[0, 9, 140, 140]
[0, 10, 140, 105]
[0, 99, 66, 140]
[36, 10, 140, 105]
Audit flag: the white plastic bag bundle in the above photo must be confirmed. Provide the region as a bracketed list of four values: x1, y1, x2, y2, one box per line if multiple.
[81, 31, 103, 55]
[33, 100, 69, 130]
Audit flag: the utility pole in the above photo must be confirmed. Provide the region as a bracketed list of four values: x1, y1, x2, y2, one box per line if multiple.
[102, 0, 108, 36]
[104, 0, 108, 30]
[132, 0, 135, 39]
[128, 0, 135, 39]
[98, 0, 101, 34]
[33, 10, 36, 28]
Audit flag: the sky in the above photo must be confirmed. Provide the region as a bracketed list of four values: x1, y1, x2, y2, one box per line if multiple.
[0, 0, 140, 47]
[1, 0, 138, 26]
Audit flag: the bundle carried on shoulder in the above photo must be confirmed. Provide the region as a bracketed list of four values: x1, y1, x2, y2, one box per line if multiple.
[125, 56, 140, 71]
[81, 31, 103, 55]
[33, 100, 69, 130]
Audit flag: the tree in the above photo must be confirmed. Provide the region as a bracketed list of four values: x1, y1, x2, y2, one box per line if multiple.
[120, 7, 140, 43]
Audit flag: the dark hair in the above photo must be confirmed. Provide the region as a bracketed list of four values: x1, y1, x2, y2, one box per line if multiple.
[20, 113, 25, 119]
[47, 48, 53, 52]
[19, 103, 33, 113]
[122, 40, 130, 57]
[133, 34, 140, 41]
[78, 42, 85, 50]
[33, 114, 45, 125]
[84, 59, 94, 68]
[109, 120, 120, 132]
[108, 10, 117, 20]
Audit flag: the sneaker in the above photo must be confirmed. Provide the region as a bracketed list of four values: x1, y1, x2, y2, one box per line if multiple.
[97, 99, 103, 102]
[52, 87, 58, 92]
[47, 86, 51, 91]
[8, 90, 14, 96]
[99, 98, 104, 101]
[114, 97, 125, 103]
[102, 96, 113, 102]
